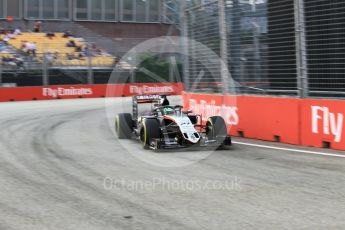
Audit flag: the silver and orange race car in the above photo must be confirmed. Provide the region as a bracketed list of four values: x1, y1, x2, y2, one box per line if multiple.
[115, 95, 231, 150]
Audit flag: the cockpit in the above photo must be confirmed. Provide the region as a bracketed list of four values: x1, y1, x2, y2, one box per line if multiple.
[155, 106, 184, 117]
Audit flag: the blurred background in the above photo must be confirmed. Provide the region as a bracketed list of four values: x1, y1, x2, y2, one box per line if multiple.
[0, 0, 181, 86]
[183, 0, 345, 98]
[0, 0, 344, 99]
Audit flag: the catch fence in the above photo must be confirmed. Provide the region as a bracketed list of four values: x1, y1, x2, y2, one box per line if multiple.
[182, 0, 345, 98]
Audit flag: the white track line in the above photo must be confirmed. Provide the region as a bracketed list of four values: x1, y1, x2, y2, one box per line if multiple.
[233, 141, 345, 158]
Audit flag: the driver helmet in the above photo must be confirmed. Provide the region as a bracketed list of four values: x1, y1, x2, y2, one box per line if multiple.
[160, 95, 170, 106]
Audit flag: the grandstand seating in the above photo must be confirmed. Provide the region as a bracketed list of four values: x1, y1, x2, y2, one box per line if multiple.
[0, 36, 16, 65]
[6, 32, 115, 67]
[0, 51, 12, 59]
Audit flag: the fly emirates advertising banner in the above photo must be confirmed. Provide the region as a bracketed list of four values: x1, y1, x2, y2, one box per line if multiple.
[301, 100, 345, 150]
[0, 83, 184, 102]
[183, 93, 345, 151]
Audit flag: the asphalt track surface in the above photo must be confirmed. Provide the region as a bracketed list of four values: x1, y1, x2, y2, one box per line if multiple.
[1, 97, 345, 230]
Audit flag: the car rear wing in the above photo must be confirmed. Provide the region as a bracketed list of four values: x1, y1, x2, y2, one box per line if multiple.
[133, 95, 161, 104]
[132, 95, 162, 120]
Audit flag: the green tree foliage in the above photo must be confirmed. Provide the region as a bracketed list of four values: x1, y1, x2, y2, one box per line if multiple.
[135, 54, 182, 83]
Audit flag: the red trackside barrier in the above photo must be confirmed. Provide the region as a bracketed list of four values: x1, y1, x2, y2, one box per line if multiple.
[0, 83, 184, 102]
[183, 92, 345, 151]
[301, 99, 345, 150]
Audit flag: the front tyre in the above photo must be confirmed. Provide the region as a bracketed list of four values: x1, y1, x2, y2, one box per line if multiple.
[115, 113, 133, 139]
[140, 119, 161, 149]
[206, 116, 228, 143]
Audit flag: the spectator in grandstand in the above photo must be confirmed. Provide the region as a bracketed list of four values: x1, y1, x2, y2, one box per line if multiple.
[54, 52, 60, 60]
[2, 55, 24, 70]
[82, 46, 90, 56]
[14, 54, 24, 69]
[95, 48, 103, 57]
[63, 31, 74, 38]
[0, 27, 5, 35]
[75, 45, 82, 52]
[45, 52, 55, 65]
[33, 21, 42, 33]
[14, 27, 22, 35]
[46, 32, 55, 39]
[26, 42, 37, 56]
[66, 40, 76, 48]
[2, 34, 12, 43]
[2, 56, 16, 67]
[23, 41, 29, 53]
[90, 44, 101, 57]
[91, 44, 99, 54]
[66, 53, 74, 60]
[20, 41, 27, 52]
[77, 53, 85, 60]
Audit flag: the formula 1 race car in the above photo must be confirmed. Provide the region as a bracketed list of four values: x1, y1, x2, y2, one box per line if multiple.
[115, 95, 231, 150]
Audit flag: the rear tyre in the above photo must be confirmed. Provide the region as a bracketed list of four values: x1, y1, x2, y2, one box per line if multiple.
[115, 113, 133, 139]
[140, 119, 161, 149]
[206, 116, 228, 145]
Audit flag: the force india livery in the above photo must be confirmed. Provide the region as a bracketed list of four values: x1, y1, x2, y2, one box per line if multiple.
[115, 95, 232, 150]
